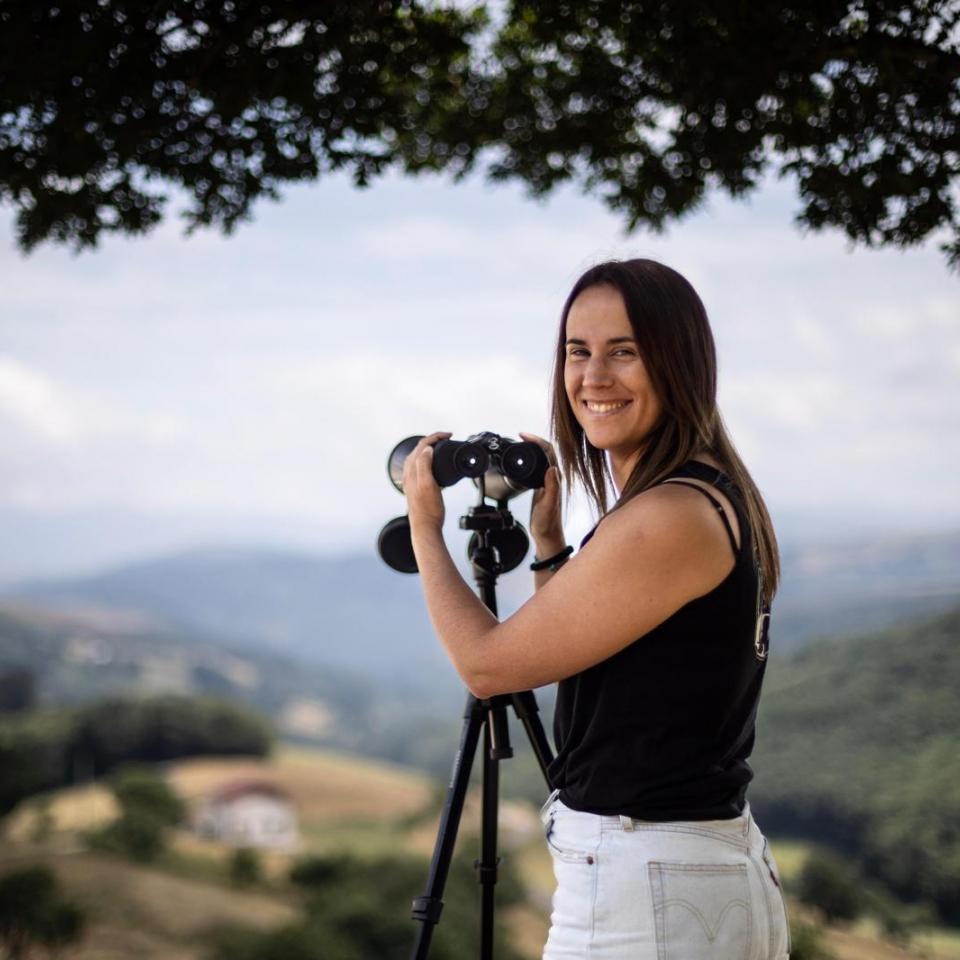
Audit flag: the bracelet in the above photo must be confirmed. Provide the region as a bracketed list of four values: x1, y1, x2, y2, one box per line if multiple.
[530, 545, 573, 572]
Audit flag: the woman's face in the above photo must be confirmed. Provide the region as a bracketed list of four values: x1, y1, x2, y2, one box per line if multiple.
[563, 284, 663, 479]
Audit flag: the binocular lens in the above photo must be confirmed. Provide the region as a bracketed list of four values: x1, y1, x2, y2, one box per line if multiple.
[448, 441, 487, 482]
[502, 441, 549, 487]
[387, 436, 420, 493]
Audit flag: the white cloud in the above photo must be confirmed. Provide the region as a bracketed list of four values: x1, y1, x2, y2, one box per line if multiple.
[0, 356, 83, 445]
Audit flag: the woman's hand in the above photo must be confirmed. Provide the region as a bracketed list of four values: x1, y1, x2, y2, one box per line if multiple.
[402, 431, 452, 532]
[519, 432, 565, 554]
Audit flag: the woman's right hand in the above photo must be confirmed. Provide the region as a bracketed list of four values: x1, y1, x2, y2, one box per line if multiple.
[519, 432, 565, 555]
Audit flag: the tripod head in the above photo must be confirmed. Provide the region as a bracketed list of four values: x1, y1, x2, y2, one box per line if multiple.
[378, 466, 531, 576]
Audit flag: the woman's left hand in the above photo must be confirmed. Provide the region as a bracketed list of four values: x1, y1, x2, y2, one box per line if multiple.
[402, 432, 453, 532]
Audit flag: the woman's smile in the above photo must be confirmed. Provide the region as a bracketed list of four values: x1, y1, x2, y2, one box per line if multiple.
[581, 399, 633, 416]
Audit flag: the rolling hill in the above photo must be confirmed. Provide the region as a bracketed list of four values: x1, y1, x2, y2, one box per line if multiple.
[750, 604, 960, 923]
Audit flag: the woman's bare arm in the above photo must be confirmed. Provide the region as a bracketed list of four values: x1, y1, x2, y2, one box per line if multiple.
[405, 436, 736, 698]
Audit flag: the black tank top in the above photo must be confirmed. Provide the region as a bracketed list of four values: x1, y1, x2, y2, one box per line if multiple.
[548, 460, 768, 821]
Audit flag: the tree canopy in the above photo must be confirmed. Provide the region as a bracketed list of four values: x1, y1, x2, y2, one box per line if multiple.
[1, 1, 957, 267]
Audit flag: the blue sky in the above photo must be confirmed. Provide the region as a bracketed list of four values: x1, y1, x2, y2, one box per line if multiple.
[0, 165, 957, 580]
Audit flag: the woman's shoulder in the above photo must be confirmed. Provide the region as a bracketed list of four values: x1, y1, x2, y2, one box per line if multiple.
[597, 465, 743, 559]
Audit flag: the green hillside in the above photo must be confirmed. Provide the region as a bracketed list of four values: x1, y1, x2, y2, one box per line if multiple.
[751, 605, 960, 922]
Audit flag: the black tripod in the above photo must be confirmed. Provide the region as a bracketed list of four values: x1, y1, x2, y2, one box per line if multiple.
[409, 501, 555, 960]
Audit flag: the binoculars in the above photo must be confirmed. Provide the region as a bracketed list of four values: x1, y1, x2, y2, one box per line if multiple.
[388, 431, 549, 501]
[378, 431, 548, 573]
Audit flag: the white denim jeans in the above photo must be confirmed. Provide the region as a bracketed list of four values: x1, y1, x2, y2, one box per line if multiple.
[540, 791, 790, 960]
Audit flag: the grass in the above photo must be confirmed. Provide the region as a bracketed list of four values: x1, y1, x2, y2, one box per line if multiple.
[0, 849, 298, 960]
[768, 837, 811, 882]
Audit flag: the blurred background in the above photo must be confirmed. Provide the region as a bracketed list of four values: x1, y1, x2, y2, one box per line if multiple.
[1, 4, 958, 959]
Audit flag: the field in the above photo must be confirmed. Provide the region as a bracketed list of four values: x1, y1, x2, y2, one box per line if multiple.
[2, 744, 959, 960]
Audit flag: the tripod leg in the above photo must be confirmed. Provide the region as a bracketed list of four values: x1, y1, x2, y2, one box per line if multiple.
[409, 693, 485, 960]
[510, 690, 555, 786]
[477, 698, 514, 960]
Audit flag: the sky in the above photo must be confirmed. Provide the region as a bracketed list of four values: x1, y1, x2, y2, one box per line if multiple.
[0, 164, 958, 582]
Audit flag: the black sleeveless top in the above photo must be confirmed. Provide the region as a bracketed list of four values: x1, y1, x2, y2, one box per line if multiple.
[548, 461, 769, 821]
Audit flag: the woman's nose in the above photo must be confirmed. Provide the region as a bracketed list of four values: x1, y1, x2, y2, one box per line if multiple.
[583, 355, 613, 386]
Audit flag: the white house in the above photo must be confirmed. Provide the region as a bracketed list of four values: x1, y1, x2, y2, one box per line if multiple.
[194, 779, 299, 849]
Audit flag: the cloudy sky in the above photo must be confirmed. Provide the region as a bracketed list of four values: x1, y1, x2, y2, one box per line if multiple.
[0, 165, 957, 582]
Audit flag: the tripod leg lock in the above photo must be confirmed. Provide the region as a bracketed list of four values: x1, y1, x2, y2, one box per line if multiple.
[474, 857, 501, 886]
[411, 895, 444, 925]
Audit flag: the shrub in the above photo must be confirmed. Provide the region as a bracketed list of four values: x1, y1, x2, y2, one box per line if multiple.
[230, 847, 262, 887]
[86, 765, 185, 863]
[788, 919, 834, 960]
[797, 848, 863, 923]
[0, 866, 86, 959]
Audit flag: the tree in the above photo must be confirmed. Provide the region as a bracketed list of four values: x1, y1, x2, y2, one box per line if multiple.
[88, 764, 185, 862]
[0, 866, 85, 960]
[1, 2, 957, 268]
[0, 2, 483, 251]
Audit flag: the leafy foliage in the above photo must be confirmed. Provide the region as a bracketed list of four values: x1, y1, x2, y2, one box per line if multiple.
[788, 919, 835, 960]
[0, 866, 85, 960]
[0, 2, 957, 265]
[87, 764, 187, 862]
[751, 605, 960, 922]
[797, 848, 863, 923]
[211, 846, 525, 960]
[110, 764, 188, 825]
[0, 694, 271, 816]
[487, 1, 960, 268]
[89, 807, 169, 862]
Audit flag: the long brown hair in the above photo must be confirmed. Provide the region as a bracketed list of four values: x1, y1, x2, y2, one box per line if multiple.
[550, 258, 780, 604]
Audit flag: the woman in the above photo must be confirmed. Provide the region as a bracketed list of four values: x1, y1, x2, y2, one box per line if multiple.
[402, 258, 790, 959]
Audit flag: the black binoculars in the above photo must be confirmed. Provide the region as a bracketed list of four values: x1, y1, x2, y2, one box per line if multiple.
[388, 431, 549, 501]
[378, 432, 548, 573]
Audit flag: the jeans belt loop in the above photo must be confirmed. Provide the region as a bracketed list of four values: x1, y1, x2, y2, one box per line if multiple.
[619, 815, 635, 831]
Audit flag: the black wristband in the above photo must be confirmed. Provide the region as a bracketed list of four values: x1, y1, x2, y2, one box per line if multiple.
[530, 545, 573, 572]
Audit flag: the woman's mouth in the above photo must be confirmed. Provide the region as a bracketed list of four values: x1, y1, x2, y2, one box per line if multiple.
[583, 399, 631, 415]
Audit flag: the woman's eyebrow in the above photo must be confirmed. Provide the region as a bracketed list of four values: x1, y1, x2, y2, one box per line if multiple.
[565, 336, 637, 345]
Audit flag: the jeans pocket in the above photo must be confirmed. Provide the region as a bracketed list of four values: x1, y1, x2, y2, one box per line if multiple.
[543, 811, 597, 865]
[648, 861, 751, 960]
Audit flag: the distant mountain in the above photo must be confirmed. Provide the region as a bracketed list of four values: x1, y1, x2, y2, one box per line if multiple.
[2, 548, 470, 692]
[773, 529, 960, 648]
[0, 601, 385, 751]
[4, 530, 958, 674]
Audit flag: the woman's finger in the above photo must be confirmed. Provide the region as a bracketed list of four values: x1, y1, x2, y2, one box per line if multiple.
[404, 433, 452, 483]
[413, 431, 453, 454]
[519, 431, 558, 467]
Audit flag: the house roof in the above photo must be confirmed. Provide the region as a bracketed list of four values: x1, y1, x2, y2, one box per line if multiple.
[209, 779, 292, 804]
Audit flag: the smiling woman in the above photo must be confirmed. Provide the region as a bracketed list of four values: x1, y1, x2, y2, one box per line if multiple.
[402, 258, 789, 959]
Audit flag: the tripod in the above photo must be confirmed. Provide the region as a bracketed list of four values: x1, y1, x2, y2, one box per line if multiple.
[409, 501, 555, 960]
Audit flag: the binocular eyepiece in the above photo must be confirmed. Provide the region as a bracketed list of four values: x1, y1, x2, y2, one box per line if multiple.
[378, 431, 548, 574]
[388, 431, 549, 501]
